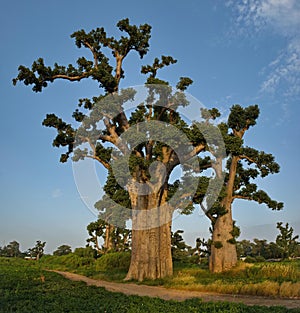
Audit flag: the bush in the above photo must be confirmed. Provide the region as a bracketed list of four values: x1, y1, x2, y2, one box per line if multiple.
[74, 246, 97, 258]
[244, 256, 256, 263]
[95, 252, 131, 271]
[255, 255, 266, 263]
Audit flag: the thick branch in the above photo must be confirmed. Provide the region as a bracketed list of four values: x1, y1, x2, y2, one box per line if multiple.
[238, 155, 256, 164]
[232, 195, 252, 201]
[52, 73, 89, 81]
[184, 143, 206, 161]
[85, 155, 111, 170]
[83, 40, 98, 68]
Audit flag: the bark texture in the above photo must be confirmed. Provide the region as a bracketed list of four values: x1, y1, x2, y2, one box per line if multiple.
[209, 210, 237, 272]
[209, 156, 239, 273]
[125, 187, 173, 281]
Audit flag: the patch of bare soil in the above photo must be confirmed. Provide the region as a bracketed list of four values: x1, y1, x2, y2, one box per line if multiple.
[51, 270, 300, 309]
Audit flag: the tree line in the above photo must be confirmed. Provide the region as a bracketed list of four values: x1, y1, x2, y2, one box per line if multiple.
[85, 219, 300, 262]
[0, 240, 46, 260]
[13, 18, 284, 280]
[1, 221, 299, 264]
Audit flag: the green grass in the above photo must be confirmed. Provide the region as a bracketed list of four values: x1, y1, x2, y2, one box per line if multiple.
[24, 254, 300, 297]
[1, 258, 300, 313]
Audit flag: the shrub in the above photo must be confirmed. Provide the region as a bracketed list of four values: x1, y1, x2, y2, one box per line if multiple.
[255, 255, 266, 263]
[95, 252, 131, 271]
[244, 256, 256, 263]
[74, 246, 97, 258]
[279, 281, 300, 298]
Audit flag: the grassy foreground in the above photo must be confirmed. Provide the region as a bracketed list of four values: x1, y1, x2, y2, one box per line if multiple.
[38, 252, 300, 298]
[1, 258, 299, 313]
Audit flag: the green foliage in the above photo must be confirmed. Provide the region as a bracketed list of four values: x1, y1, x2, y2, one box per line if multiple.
[95, 252, 131, 271]
[276, 222, 300, 259]
[171, 230, 192, 262]
[26, 240, 46, 260]
[0, 241, 22, 258]
[86, 218, 131, 254]
[13, 18, 151, 93]
[228, 221, 241, 245]
[74, 246, 97, 258]
[236, 224, 300, 261]
[227, 104, 259, 133]
[141, 55, 177, 79]
[53, 245, 72, 256]
[1, 258, 298, 312]
[213, 241, 223, 249]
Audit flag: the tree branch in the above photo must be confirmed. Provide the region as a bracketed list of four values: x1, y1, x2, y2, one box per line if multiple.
[83, 40, 98, 68]
[238, 155, 256, 164]
[184, 143, 206, 161]
[52, 73, 89, 81]
[233, 195, 252, 201]
[85, 155, 111, 170]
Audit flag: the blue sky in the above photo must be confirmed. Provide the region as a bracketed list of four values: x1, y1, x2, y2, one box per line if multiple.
[1, 0, 299, 253]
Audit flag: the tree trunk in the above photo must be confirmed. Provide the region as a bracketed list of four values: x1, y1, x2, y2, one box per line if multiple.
[209, 155, 239, 273]
[209, 207, 237, 272]
[104, 224, 114, 252]
[125, 189, 173, 281]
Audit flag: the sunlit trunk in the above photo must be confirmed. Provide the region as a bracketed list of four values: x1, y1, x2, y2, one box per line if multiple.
[209, 206, 237, 272]
[125, 188, 173, 281]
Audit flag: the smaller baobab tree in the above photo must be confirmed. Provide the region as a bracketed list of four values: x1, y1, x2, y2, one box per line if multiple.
[27, 240, 46, 260]
[193, 105, 283, 273]
[86, 218, 131, 254]
[276, 222, 299, 259]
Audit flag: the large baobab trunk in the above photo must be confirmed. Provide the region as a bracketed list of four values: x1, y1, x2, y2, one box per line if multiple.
[125, 188, 173, 281]
[209, 207, 237, 272]
[209, 155, 239, 273]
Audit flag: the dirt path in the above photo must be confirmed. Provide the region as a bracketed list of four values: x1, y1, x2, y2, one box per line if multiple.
[50, 270, 300, 309]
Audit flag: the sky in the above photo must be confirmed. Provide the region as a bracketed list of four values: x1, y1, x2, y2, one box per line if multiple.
[0, 0, 299, 253]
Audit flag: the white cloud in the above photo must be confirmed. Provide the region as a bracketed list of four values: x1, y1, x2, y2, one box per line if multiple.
[227, 0, 300, 36]
[226, 0, 300, 99]
[260, 38, 300, 97]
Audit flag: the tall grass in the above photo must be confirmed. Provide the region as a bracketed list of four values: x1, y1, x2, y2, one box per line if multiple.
[163, 260, 300, 298]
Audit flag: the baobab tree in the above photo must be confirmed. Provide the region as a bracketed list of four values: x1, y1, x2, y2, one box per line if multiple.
[193, 106, 283, 272]
[13, 19, 218, 281]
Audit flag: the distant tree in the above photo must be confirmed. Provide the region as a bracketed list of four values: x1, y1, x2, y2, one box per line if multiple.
[53, 245, 72, 256]
[86, 218, 131, 254]
[74, 246, 97, 258]
[267, 241, 282, 259]
[86, 219, 107, 253]
[0, 241, 22, 257]
[252, 238, 268, 258]
[27, 241, 46, 260]
[171, 230, 192, 262]
[236, 239, 253, 258]
[193, 237, 210, 263]
[276, 222, 300, 259]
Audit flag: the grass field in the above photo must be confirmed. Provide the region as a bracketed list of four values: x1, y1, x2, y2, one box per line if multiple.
[160, 260, 300, 298]
[37, 253, 300, 298]
[1, 258, 300, 312]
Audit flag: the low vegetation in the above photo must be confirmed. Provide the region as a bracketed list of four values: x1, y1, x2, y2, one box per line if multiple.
[162, 261, 300, 298]
[1, 258, 299, 313]
[36, 249, 300, 298]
